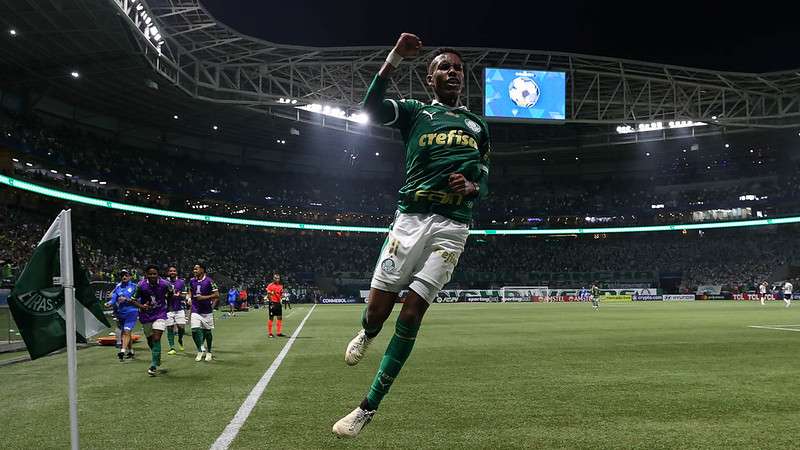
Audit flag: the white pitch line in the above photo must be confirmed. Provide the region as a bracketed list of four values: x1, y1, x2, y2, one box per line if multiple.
[210, 304, 317, 450]
[748, 325, 800, 332]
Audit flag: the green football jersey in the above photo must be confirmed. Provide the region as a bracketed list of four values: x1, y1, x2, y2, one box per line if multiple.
[364, 75, 491, 224]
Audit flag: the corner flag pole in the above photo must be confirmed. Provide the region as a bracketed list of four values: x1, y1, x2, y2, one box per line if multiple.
[60, 209, 80, 450]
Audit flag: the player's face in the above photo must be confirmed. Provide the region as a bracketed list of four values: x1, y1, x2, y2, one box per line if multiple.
[168, 267, 177, 278]
[122, 273, 130, 283]
[427, 53, 464, 105]
[273, 274, 280, 283]
[146, 268, 159, 284]
[193, 265, 203, 277]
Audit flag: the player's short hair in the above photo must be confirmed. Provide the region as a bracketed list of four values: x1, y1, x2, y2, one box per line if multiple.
[428, 47, 463, 74]
[145, 264, 159, 273]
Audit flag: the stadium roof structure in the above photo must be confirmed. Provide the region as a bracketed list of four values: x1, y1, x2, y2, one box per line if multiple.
[2, 0, 800, 155]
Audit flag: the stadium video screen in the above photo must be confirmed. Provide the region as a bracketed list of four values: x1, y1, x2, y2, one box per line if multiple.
[484, 68, 566, 121]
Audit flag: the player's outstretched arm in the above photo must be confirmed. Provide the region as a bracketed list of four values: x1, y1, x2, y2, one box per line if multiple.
[363, 33, 422, 125]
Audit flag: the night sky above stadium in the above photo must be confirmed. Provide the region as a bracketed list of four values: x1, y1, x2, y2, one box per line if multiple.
[200, 0, 797, 73]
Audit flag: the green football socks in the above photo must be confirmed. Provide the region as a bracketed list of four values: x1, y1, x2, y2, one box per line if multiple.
[150, 340, 161, 367]
[203, 329, 213, 352]
[192, 329, 204, 351]
[166, 329, 175, 348]
[363, 318, 419, 410]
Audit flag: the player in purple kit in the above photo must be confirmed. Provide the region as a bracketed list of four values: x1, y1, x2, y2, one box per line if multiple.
[189, 264, 219, 362]
[130, 265, 174, 376]
[165, 266, 187, 354]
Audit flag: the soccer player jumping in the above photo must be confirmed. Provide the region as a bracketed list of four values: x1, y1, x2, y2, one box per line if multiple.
[333, 33, 491, 438]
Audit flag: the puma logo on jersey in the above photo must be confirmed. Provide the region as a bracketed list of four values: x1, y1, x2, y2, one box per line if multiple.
[421, 110, 437, 120]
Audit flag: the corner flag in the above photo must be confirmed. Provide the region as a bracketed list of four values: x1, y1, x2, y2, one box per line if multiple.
[8, 210, 110, 359]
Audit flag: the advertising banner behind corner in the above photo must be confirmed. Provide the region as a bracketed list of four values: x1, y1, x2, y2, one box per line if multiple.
[663, 294, 695, 301]
[633, 294, 663, 301]
[601, 294, 632, 303]
[360, 288, 657, 302]
[359, 289, 502, 303]
[695, 293, 733, 300]
[321, 298, 360, 304]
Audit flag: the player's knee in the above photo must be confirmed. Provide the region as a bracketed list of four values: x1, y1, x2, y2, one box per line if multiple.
[366, 290, 398, 320]
[398, 301, 427, 325]
[401, 281, 435, 324]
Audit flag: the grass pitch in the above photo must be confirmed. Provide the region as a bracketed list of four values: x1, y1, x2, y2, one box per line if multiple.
[1, 301, 799, 449]
[0, 307, 20, 343]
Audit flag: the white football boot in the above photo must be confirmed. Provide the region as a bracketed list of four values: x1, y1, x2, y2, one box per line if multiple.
[332, 407, 376, 438]
[344, 329, 373, 366]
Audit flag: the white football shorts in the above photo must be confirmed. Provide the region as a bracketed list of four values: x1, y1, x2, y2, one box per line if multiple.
[142, 319, 167, 335]
[191, 313, 215, 330]
[370, 212, 469, 303]
[165, 310, 186, 326]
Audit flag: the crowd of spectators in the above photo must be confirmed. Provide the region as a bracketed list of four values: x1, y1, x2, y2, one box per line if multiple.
[0, 203, 334, 299]
[457, 231, 798, 292]
[4, 110, 800, 295]
[3, 201, 799, 295]
[4, 112, 800, 230]
[0, 113, 398, 214]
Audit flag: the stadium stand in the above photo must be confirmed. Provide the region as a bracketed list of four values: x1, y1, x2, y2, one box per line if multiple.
[3, 195, 800, 297]
[4, 108, 800, 298]
[3, 112, 800, 231]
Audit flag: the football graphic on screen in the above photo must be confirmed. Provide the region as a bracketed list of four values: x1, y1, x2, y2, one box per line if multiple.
[508, 76, 540, 108]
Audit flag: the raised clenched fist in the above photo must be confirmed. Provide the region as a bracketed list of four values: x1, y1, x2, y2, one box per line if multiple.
[394, 33, 422, 58]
